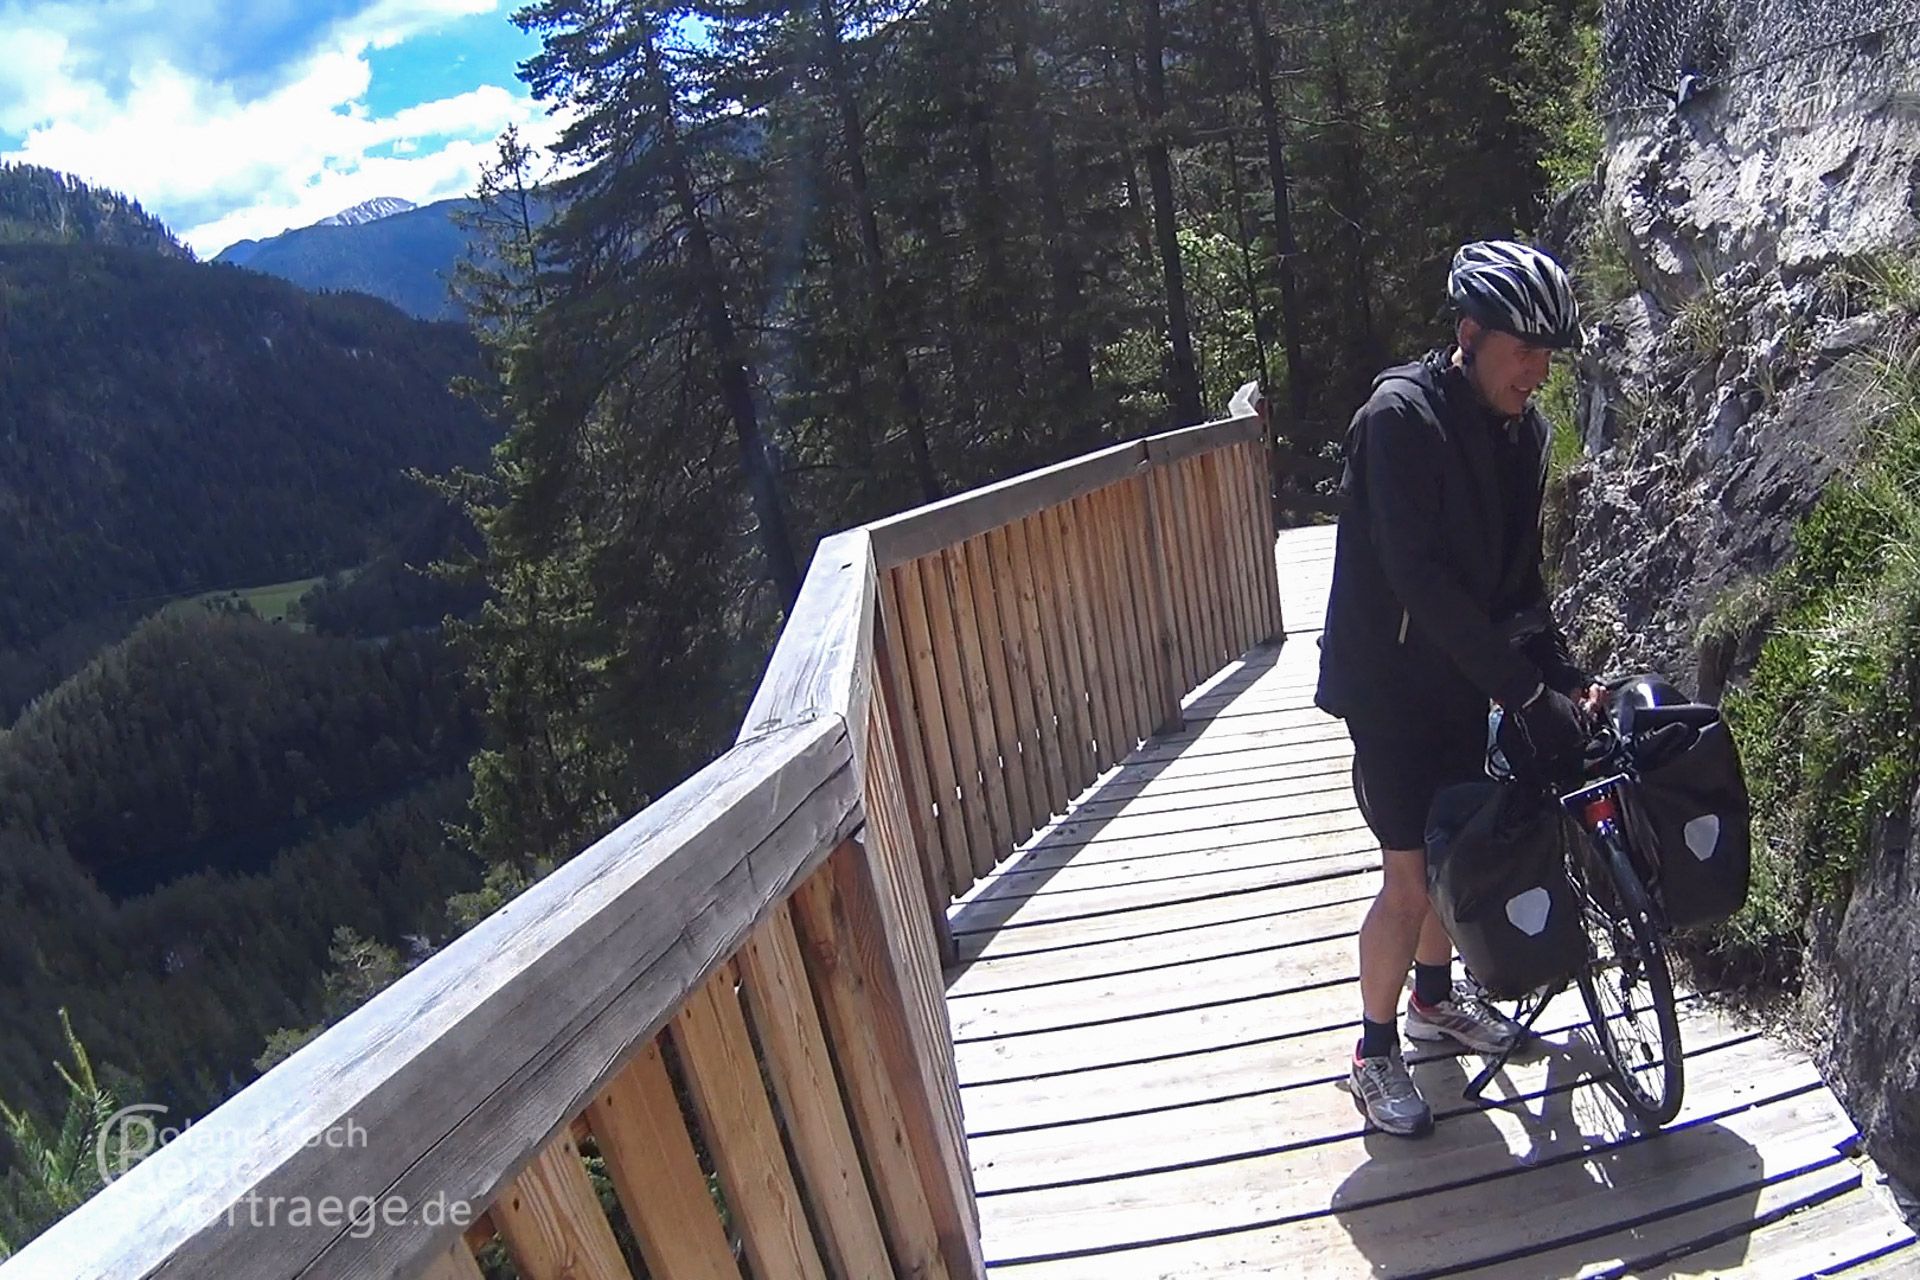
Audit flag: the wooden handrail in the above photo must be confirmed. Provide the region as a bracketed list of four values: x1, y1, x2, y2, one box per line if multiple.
[6, 720, 861, 1280]
[4, 383, 1292, 1280]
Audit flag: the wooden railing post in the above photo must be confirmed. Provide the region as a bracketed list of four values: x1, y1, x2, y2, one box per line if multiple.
[1136, 462, 1187, 736]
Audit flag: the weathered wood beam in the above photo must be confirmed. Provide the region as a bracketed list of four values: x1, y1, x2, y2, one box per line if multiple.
[738, 528, 876, 755]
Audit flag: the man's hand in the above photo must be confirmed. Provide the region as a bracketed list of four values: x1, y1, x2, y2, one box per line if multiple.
[1516, 686, 1588, 762]
[1577, 682, 1609, 718]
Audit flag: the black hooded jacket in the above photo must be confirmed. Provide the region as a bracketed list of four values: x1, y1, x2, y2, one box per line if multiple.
[1314, 349, 1585, 734]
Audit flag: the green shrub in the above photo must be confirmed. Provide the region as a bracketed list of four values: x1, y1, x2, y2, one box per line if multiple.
[1848, 249, 1920, 315]
[1671, 274, 1731, 359]
[1580, 216, 1638, 309]
[1716, 339, 1920, 967]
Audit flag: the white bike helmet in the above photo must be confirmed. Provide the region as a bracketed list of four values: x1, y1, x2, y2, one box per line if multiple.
[1447, 240, 1582, 349]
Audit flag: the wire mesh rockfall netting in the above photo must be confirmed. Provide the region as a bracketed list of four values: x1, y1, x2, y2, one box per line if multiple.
[1601, 0, 1920, 115]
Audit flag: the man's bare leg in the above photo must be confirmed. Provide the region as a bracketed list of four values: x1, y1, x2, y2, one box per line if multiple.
[1350, 845, 1439, 1136]
[1359, 847, 1439, 1023]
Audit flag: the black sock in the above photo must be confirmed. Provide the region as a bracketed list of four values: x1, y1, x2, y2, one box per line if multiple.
[1358, 1016, 1397, 1059]
[1414, 962, 1452, 1007]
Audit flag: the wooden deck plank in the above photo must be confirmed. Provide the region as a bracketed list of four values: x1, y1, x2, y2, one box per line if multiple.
[950, 523, 1907, 1278]
[1834, 1240, 1920, 1277]
[984, 1083, 1850, 1274]
[960, 990, 1708, 1135]
[954, 869, 1383, 966]
[968, 1007, 1763, 1193]
[1631, 1179, 1916, 1280]
[1447, 1155, 1860, 1279]
[952, 848, 1380, 934]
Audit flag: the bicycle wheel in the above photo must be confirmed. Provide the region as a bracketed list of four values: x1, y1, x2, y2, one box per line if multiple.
[1574, 829, 1684, 1125]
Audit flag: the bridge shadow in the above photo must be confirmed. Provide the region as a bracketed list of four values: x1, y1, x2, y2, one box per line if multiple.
[943, 641, 1325, 983]
[1329, 1038, 1763, 1277]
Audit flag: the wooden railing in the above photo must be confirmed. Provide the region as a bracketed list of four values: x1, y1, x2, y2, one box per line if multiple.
[2, 388, 1280, 1280]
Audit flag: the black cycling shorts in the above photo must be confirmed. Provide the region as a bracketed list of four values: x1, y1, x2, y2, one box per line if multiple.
[1347, 722, 1487, 851]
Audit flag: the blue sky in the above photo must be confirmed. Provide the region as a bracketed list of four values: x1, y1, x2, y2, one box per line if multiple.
[0, 0, 556, 256]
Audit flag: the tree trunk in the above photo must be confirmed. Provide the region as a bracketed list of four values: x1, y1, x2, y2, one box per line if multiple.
[1012, 4, 1095, 431]
[1137, 0, 1206, 426]
[1244, 0, 1311, 440]
[1326, 47, 1381, 403]
[815, 0, 944, 502]
[639, 25, 801, 605]
[1220, 116, 1272, 394]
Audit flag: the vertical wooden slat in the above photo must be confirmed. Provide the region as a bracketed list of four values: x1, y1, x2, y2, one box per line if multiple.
[877, 570, 948, 908]
[1236, 439, 1280, 642]
[1204, 447, 1247, 659]
[793, 843, 980, 1280]
[1230, 441, 1270, 645]
[873, 633, 954, 961]
[671, 966, 830, 1280]
[1180, 454, 1227, 672]
[1005, 516, 1072, 816]
[1192, 452, 1233, 671]
[584, 1041, 741, 1280]
[1050, 499, 1115, 772]
[893, 558, 973, 899]
[1082, 487, 1136, 752]
[1065, 493, 1126, 768]
[974, 530, 1045, 842]
[1108, 478, 1162, 742]
[924, 549, 994, 880]
[990, 525, 1052, 836]
[1209, 446, 1258, 658]
[865, 678, 956, 1125]
[1249, 436, 1287, 638]
[1028, 509, 1094, 795]
[947, 540, 1016, 863]
[1163, 455, 1210, 681]
[736, 906, 894, 1280]
[1126, 473, 1183, 734]
[490, 1133, 634, 1280]
[1146, 464, 1198, 697]
[419, 1240, 486, 1280]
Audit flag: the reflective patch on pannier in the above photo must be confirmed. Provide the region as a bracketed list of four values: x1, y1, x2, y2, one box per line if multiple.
[1505, 886, 1552, 936]
[1683, 813, 1720, 862]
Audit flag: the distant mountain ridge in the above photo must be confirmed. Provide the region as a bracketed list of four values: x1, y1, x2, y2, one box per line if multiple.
[214, 197, 477, 320]
[317, 196, 417, 227]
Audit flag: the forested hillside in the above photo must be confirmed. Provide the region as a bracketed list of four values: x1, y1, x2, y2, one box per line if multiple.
[0, 164, 188, 258]
[0, 179, 498, 717]
[0, 170, 496, 1219]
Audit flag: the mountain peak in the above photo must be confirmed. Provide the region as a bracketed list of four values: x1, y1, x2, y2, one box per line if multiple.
[316, 197, 417, 228]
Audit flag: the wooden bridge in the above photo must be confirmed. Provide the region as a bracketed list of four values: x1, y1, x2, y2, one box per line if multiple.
[8, 389, 1916, 1280]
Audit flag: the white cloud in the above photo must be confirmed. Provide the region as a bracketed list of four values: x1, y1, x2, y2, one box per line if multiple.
[0, 0, 566, 257]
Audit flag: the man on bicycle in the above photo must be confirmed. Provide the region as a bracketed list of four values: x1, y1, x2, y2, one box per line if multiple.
[1316, 240, 1603, 1137]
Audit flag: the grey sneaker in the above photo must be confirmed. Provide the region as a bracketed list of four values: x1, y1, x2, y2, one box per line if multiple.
[1405, 980, 1522, 1055]
[1349, 1044, 1434, 1138]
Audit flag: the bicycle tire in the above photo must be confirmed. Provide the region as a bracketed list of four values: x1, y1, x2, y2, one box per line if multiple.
[1574, 829, 1685, 1125]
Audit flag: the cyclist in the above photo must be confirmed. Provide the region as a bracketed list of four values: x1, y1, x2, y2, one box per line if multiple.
[1315, 240, 1605, 1137]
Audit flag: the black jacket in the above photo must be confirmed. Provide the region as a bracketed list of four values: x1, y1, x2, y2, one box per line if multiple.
[1314, 349, 1585, 733]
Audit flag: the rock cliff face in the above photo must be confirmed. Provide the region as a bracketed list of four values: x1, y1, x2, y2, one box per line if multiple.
[1553, 16, 1920, 1186]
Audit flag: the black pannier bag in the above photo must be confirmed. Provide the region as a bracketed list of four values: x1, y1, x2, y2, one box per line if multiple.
[1623, 717, 1752, 930]
[1425, 781, 1586, 999]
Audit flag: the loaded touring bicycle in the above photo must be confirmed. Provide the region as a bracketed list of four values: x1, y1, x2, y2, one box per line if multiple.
[1425, 674, 1753, 1126]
